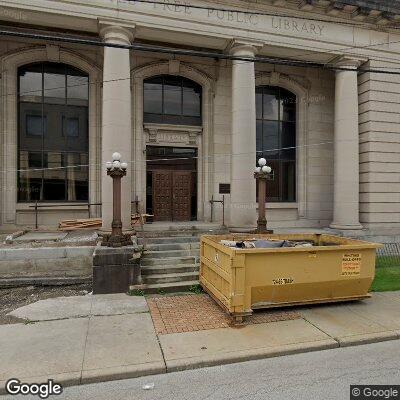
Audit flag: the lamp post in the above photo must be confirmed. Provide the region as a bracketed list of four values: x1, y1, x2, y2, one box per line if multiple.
[101, 152, 133, 247]
[254, 158, 273, 234]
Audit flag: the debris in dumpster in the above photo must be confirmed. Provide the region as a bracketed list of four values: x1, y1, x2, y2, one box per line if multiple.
[220, 240, 256, 248]
[220, 239, 315, 249]
[282, 241, 314, 248]
[254, 240, 285, 248]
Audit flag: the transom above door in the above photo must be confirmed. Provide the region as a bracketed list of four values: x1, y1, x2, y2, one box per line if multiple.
[146, 146, 197, 222]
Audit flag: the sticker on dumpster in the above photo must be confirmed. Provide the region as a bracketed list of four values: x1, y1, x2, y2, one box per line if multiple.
[341, 253, 361, 276]
[273, 278, 294, 285]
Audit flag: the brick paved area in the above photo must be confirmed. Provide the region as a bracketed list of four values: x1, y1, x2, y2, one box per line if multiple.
[147, 294, 301, 335]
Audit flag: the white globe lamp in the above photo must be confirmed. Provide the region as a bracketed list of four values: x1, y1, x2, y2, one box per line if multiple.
[258, 158, 267, 167]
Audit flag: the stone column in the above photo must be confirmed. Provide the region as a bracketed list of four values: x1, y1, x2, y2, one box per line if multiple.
[330, 59, 363, 230]
[229, 42, 259, 231]
[100, 26, 134, 230]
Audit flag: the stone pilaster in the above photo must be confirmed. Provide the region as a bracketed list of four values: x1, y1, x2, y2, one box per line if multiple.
[330, 58, 363, 230]
[100, 25, 134, 230]
[229, 41, 261, 230]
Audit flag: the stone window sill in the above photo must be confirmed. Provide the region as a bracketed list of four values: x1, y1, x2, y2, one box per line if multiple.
[266, 203, 298, 209]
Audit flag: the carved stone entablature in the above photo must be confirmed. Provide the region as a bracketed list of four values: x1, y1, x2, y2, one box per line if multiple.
[144, 124, 203, 147]
[255, 71, 311, 93]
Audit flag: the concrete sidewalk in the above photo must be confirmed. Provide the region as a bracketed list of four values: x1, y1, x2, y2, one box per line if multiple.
[1, 292, 400, 394]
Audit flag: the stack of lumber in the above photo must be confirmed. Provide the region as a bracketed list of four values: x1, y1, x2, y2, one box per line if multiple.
[59, 218, 102, 230]
[59, 213, 153, 230]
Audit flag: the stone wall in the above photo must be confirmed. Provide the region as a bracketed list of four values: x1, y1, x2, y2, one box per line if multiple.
[359, 60, 400, 232]
[0, 246, 94, 286]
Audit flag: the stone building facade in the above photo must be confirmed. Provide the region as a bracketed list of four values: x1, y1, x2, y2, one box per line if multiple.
[0, 0, 400, 234]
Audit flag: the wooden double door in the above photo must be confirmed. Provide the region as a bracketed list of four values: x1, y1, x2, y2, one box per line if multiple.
[152, 170, 193, 221]
[147, 146, 197, 222]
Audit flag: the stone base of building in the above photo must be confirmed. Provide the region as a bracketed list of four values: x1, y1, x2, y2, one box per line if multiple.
[92, 244, 141, 294]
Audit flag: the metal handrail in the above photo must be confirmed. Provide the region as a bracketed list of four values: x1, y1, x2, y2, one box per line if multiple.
[209, 195, 225, 226]
[29, 200, 138, 230]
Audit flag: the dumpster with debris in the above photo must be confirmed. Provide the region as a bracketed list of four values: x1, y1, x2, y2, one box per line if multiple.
[200, 234, 383, 322]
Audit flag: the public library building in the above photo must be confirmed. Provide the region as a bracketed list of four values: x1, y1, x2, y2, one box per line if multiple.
[0, 0, 400, 234]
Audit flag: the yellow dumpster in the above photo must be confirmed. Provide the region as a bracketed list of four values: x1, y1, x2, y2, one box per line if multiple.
[200, 234, 383, 321]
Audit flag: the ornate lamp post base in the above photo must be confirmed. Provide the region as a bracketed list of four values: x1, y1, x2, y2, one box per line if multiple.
[256, 221, 273, 234]
[101, 233, 133, 247]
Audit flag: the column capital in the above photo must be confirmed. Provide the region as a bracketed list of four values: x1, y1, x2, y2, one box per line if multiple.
[331, 55, 367, 70]
[98, 20, 135, 45]
[227, 39, 264, 57]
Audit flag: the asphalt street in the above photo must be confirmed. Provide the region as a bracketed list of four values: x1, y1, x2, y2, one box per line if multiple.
[5, 339, 399, 400]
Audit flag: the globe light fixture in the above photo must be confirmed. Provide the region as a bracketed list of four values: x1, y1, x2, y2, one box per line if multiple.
[112, 160, 121, 169]
[112, 152, 121, 161]
[258, 158, 267, 167]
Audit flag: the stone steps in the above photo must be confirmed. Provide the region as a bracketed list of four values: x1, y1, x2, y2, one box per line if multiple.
[142, 272, 199, 285]
[137, 225, 226, 294]
[144, 242, 200, 251]
[144, 280, 200, 294]
[138, 236, 199, 245]
[140, 256, 197, 266]
[142, 249, 198, 259]
[141, 264, 199, 275]
[138, 234, 200, 294]
[139, 228, 227, 239]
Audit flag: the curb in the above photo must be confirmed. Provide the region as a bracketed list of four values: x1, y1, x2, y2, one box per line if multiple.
[165, 339, 339, 373]
[1, 330, 399, 393]
[337, 331, 400, 347]
[80, 362, 166, 385]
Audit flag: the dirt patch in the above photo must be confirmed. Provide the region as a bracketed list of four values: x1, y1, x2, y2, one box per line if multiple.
[0, 284, 92, 325]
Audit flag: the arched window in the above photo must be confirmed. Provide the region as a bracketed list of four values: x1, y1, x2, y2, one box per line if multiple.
[256, 86, 296, 202]
[18, 62, 89, 202]
[143, 75, 202, 125]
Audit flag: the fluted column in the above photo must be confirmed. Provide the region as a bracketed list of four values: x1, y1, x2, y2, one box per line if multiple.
[330, 59, 363, 230]
[100, 25, 134, 230]
[229, 42, 258, 231]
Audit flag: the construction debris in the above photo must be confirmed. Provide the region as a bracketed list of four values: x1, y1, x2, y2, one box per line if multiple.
[59, 214, 153, 231]
[220, 239, 314, 249]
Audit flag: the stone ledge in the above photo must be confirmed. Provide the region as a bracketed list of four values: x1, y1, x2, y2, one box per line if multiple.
[0, 246, 95, 261]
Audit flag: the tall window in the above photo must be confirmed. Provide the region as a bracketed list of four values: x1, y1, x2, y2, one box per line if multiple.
[256, 86, 296, 202]
[143, 75, 202, 125]
[18, 63, 89, 202]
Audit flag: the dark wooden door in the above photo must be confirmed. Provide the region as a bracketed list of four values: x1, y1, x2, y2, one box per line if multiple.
[152, 170, 192, 221]
[172, 171, 192, 221]
[152, 170, 173, 221]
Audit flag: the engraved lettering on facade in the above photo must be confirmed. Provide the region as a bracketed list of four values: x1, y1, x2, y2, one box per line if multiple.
[272, 17, 325, 36]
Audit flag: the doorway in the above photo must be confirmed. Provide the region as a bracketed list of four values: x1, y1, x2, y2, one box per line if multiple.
[146, 146, 197, 221]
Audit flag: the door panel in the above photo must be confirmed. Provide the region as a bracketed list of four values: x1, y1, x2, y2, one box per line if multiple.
[172, 171, 192, 221]
[152, 170, 173, 221]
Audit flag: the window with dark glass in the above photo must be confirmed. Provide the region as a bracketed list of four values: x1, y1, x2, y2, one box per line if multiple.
[256, 86, 296, 202]
[143, 75, 202, 125]
[18, 62, 89, 202]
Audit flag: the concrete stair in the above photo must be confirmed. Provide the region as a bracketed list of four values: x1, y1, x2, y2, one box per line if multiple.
[137, 225, 227, 294]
